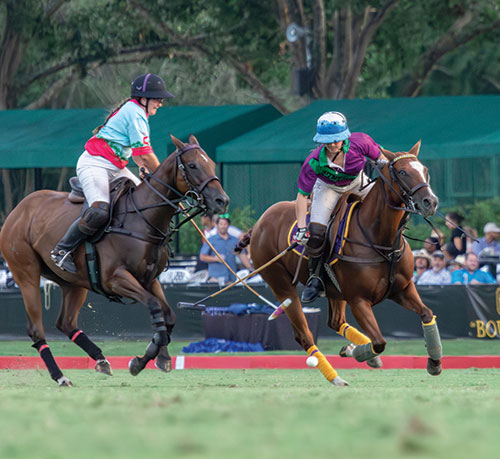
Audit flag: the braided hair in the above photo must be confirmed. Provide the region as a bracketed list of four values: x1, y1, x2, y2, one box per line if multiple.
[92, 98, 132, 135]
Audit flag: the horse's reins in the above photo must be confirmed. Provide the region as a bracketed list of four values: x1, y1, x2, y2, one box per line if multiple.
[107, 144, 220, 245]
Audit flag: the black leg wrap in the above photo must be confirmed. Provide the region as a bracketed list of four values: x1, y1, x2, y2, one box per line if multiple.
[69, 329, 104, 361]
[149, 305, 167, 333]
[33, 340, 63, 381]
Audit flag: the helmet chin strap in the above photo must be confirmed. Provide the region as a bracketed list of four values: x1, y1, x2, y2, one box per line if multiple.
[138, 97, 151, 115]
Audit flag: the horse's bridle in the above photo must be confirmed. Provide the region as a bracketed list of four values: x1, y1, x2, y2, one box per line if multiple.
[109, 144, 221, 245]
[379, 154, 430, 214]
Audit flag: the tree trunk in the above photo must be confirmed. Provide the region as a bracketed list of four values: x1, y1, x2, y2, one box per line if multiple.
[1, 169, 14, 217]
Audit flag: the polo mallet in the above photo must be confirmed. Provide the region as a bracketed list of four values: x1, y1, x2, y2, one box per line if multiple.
[177, 203, 283, 311]
[177, 242, 298, 310]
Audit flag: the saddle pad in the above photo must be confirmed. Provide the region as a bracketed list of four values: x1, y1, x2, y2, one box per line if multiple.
[287, 201, 359, 265]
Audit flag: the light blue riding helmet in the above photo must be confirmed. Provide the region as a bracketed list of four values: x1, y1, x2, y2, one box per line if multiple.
[313, 111, 351, 143]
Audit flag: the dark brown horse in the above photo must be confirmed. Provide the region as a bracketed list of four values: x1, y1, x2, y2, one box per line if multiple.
[0, 134, 228, 386]
[246, 142, 442, 386]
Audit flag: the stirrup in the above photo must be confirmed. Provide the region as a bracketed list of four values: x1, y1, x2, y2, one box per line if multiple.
[50, 249, 77, 273]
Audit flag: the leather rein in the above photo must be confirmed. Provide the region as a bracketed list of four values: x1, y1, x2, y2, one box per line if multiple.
[106, 144, 220, 245]
[340, 154, 430, 264]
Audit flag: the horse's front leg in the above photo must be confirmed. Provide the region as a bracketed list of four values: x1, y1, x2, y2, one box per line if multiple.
[391, 282, 442, 376]
[327, 298, 382, 369]
[150, 279, 175, 373]
[107, 269, 171, 376]
[347, 298, 387, 366]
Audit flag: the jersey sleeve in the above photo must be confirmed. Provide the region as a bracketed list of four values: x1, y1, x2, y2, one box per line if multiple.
[359, 133, 381, 160]
[297, 159, 317, 196]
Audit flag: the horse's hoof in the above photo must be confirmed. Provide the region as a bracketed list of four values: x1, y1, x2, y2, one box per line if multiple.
[95, 359, 113, 376]
[427, 358, 442, 376]
[331, 376, 349, 387]
[155, 358, 172, 373]
[367, 356, 383, 368]
[128, 357, 143, 376]
[339, 344, 355, 358]
[57, 376, 73, 387]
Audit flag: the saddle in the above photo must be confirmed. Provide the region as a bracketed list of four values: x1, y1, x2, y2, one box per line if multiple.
[66, 176, 135, 242]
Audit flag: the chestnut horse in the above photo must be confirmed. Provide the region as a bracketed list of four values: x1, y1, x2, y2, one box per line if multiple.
[247, 142, 442, 386]
[0, 134, 228, 386]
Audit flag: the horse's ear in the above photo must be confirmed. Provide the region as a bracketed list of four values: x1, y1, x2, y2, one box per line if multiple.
[188, 134, 200, 145]
[381, 147, 397, 162]
[409, 140, 422, 157]
[170, 134, 185, 151]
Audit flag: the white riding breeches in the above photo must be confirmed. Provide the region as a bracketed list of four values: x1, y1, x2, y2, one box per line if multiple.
[76, 151, 141, 205]
[310, 171, 374, 226]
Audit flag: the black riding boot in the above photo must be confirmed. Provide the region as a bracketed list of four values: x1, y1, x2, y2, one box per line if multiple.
[50, 219, 87, 273]
[301, 256, 325, 303]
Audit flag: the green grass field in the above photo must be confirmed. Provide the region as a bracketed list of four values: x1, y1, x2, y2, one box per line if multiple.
[1, 339, 500, 459]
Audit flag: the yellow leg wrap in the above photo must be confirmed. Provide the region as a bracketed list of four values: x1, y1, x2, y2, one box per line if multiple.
[337, 323, 371, 345]
[422, 315, 437, 326]
[307, 345, 338, 382]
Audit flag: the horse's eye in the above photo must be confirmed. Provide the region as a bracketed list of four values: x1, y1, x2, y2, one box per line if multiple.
[188, 163, 197, 170]
[399, 170, 407, 176]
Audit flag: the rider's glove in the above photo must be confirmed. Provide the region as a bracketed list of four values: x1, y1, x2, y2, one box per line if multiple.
[375, 157, 389, 169]
[294, 227, 310, 245]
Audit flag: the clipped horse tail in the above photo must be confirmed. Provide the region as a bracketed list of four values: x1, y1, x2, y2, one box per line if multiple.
[234, 228, 252, 254]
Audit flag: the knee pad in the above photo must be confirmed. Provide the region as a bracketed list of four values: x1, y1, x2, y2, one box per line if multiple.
[307, 223, 327, 257]
[78, 201, 110, 235]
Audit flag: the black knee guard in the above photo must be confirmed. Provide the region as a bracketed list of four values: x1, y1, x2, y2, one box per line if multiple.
[78, 202, 110, 236]
[306, 223, 327, 258]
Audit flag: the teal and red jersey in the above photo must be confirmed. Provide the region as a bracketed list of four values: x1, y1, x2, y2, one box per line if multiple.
[297, 132, 381, 196]
[85, 99, 154, 169]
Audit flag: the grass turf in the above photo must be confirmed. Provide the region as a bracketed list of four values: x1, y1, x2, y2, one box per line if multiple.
[1, 337, 500, 357]
[0, 368, 499, 459]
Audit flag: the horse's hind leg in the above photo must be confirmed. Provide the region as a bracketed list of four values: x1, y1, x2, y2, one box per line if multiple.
[327, 299, 382, 368]
[391, 283, 442, 376]
[7, 250, 70, 386]
[56, 286, 112, 376]
[261, 264, 348, 386]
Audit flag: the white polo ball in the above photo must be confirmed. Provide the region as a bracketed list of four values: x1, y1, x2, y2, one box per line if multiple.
[306, 356, 319, 368]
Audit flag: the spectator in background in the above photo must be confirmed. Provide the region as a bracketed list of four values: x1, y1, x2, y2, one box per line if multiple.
[444, 212, 466, 259]
[417, 251, 451, 285]
[448, 254, 466, 273]
[423, 236, 441, 255]
[205, 212, 243, 240]
[451, 252, 496, 285]
[472, 222, 500, 257]
[199, 215, 252, 284]
[412, 249, 432, 283]
[201, 212, 215, 238]
[463, 225, 479, 254]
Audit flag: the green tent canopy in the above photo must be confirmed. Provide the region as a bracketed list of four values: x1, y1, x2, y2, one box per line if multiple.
[216, 96, 500, 162]
[0, 104, 281, 168]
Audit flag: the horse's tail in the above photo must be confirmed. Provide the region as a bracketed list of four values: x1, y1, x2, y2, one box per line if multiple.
[234, 228, 252, 254]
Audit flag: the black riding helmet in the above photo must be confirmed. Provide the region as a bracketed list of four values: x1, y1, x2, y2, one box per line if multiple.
[130, 73, 175, 99]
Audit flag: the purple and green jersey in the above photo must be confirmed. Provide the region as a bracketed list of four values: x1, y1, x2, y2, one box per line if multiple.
[297, 132, 381, 196]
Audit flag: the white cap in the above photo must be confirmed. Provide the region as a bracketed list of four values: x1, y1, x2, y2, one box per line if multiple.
[483, 222, 500, 234]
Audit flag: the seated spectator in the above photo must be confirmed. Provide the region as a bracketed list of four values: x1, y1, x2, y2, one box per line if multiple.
[416, 251, 451, 285]
[451, 252, 496, 285]
[472, 222, 500, 257]
[448, 255, 466, 273]
[412, 249, 432, 283]
[199, 215, 252, 284]
[444, 212, 466, 259]
[423, 236, 441, 255]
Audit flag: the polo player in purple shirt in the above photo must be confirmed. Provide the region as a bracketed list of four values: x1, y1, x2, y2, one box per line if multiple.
[294, 111, 387, 303]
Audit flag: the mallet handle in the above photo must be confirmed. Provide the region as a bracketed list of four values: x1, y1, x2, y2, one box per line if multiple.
[192, 242, 298, 306]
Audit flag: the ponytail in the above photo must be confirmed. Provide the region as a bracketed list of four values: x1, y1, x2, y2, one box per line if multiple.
[92, 98, 132, 135]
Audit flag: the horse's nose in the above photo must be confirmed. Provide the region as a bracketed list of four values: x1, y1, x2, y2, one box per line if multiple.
[421, 194, 438, 215]
[215, 194, 230, 212]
